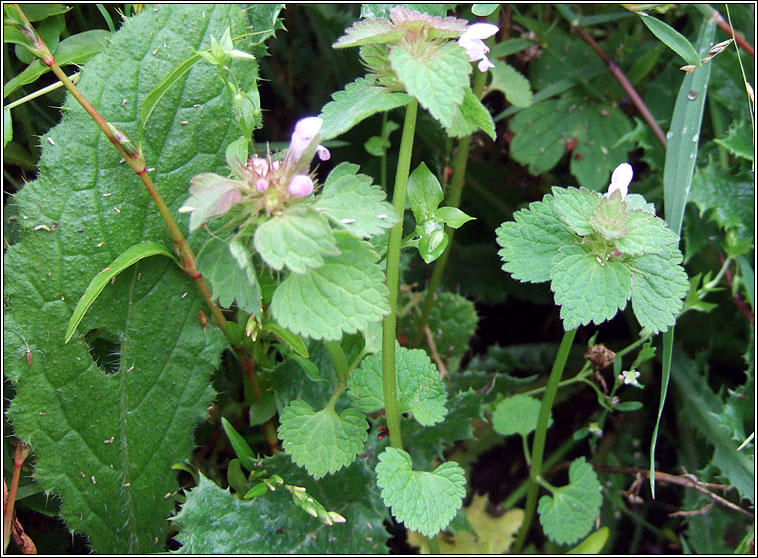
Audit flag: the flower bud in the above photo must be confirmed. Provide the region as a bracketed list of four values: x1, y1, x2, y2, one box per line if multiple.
[284, 117, 323, 172]
[607, 162, 633, 200]
[316, 145, 330, 161]
[256, 178, 269, 192]
[287, 174, 314, 197]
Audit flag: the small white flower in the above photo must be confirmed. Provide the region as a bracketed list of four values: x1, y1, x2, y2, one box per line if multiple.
[607, 162, 633, 200]
[589, 422, 603, 438]
[620, 369, 642, 388]
[458, 23, 498, 72]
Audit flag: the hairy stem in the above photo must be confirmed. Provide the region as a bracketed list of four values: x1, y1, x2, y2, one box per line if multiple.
[513, 327, 577, 553]
[382, 99, 418, 449]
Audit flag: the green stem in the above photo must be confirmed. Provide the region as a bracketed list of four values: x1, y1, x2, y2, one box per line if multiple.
[382, 99, 418, 450]
[427, 534, 441, 554]
[513, 327, 577, 553]
[380, 110, 389, 190]
[412, 68, 488, 347]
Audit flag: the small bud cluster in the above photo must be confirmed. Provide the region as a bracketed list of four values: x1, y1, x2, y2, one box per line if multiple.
[180, 117, 330, 230]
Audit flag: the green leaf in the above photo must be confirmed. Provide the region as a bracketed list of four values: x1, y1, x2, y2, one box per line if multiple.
[472, 4, 499, 17]
[271, 231, 390, 341]
[639, 13, 701, 67]
[552, 187, 600, 236]
[195, 235, 262, 316]
[435, 206, 475, 229]
[402, 390, 483, 471]
[4, 30, 111, 98]
[14, 3, 70, 21]
[590, 192, 627, 240]
[671, 351, 754, 504]
[407, 162, 444, 223]
[314, 162, 399, 238]
[446, 88, 496, 140]
[399, 290, 478, 362]
[360, 4, 456, 19]
[567, 527, 609, 554]
[390, 41, 471, 129]
[662, 16, 716, 235]
[509, 96, 633, 190]
[2, 6, 261, 552]
[263, 321, 308, 358]
[319, 76, 412, 140]
[333, 16, 405, 49]
[713, 118, 754, 162]
[254, 205, 339, 274]
[173, 455, 389, 553]
[488, 61, 533, 108]
[349, 345, 448, 426]
[375, 447, 466, 538]
[689, 162, 754, 231]
[537, 457, 602, 545]
[496, 195, 577, 283]
[492, 394, 552, 437]
[615, 210, 678, 256]
[278, 399, 368, 479]
[550, 245, 632, 330]
[628, 247, 689, 334]
[221, 417, 257, 471]
[65, 241, 177, 342]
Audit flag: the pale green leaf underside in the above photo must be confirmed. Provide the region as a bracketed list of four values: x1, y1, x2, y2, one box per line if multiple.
[390, 41, 471, 129]
[271, 231, 390, 341]
[314, 162, 399, 238]
[348, 345, 448, 426]
[333, 17, 404, 49]
[492, 394, 552, 437]
[552, 186, 599, 236]
[173, 455, 388, 553]
[196, 235, 262, 316]
[629, 247, 689, 333]
[319, 76, 412, 140]
[3, 5, 266, 552]
[496, 195, 576, 283]
[537, 457, 602, 545]
[615, 210, 678, 256]
[254, 205, 339, 274]
[65, 241, 177, 342]
[375, 447, 465, 538]
[278, 400, 368, 479]
[551, 245, 631, 330]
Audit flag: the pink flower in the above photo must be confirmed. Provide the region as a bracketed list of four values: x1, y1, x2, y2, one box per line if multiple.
[256, 178, 269, 192]
[458, 23, 498, 72]
[285, 117, 323, 169]
[288, 174, 314, 196]
[316, 144, 330, 161]
[607, 163, 633, 200]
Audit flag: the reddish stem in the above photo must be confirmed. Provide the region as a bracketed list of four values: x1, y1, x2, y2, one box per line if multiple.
[718, 254, 754, 325]
[3, 443, 30, 552]
[708, 6, 754, 58]
[572, 25, 668, 148]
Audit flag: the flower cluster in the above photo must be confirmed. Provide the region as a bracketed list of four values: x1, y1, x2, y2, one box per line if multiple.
[179, 117, 329, 232]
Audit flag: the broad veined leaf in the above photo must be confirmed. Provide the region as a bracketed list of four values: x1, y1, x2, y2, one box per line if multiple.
[254, 204, 340, 274]
[271, 231, 390, 341]
[2, 5, 276, 552]
[195, 234, 262, 316]
[446, 87, 496, 140]
[550, 245, 632, 330]
[375, 447, 466, 538]
[407, 162, 444, 223]
[552, 187, 599, 237]
[537, 457, 602, 545]
[313, 162, 399, 238]
[319, 76, 412, 140]
[348, 345, 447, 426]
[487, 60, 533, 108]
[390, 41, 471, 130]
[495, 194, 577, 283]
[278, 399, 368, 479]
[172, 454, 389, 553]
[492, 394, 552, 437]
[509, 95, 633, 190]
